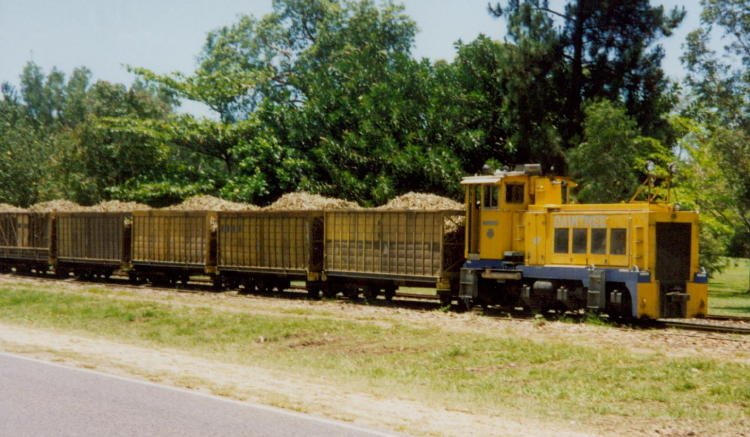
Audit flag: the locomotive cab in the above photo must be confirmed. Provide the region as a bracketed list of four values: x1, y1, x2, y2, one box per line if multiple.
[462, 164, 571, 263]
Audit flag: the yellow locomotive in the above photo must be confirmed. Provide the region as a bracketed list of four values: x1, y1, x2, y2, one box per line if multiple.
[459, 164, 707, 319]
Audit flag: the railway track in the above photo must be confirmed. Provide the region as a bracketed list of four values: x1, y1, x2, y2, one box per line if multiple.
[3, 272, 750, 335]
[656, 317, 750, 335]
[703, 314, 750, 322]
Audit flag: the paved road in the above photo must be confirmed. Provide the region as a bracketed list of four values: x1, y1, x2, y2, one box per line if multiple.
[0, 352, 390, 437]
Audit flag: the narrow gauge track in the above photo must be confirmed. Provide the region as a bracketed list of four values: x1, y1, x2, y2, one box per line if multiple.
[656, 318, 750, 335]
[3, 272, 750, 335]
[0, 272, 446, 312]
[703, 314, 750, 322]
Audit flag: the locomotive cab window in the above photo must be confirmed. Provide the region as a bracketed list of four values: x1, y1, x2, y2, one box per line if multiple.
[505, 183, 525, 204]
[610, 228, 627, 255]
[554, 228, 569, 253]
[483, 185, 499, 209]
[591, 228, 607, 254]
[572, 228, 588, 254]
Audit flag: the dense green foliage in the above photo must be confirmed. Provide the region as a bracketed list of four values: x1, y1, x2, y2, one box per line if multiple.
[678, 0, 750, 258]
[567, 100, 671, 203]
[0, 0, 747, 261]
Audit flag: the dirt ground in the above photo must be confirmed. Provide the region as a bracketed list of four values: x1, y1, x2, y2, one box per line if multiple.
[0, 275, 748, 436]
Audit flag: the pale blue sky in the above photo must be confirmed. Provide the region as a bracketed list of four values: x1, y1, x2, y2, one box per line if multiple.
[0, 0, 706, 116]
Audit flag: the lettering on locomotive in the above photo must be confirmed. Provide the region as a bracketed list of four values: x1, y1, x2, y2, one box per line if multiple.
[552, 215, 607, 228]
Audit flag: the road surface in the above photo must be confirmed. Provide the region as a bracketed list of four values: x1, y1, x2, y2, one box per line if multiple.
[0, 352, 391, 437]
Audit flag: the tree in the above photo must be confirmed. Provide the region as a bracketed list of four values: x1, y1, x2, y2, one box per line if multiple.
[0, 92, 60, 206]
[0, 61, 179, 206]
[567, 100, 670, 203]
[132, 0, 467, 204]
[489, 0, 683, 168]
[681, 0, 750, 259]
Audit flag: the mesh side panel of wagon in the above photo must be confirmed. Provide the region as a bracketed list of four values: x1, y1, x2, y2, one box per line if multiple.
[132, 211, 213, 269]
[324, 210, 464, 283]
[0, 212, 51, 262]
[218, 211, 323, 275]
[56, 212, 129, 265]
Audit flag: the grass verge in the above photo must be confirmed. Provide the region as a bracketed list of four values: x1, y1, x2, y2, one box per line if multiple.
[0, 282, 748, 434]
[710, 257, 750, 316]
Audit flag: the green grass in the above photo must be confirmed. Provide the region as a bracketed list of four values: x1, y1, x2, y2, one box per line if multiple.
[0, 283, 748, 433]
[709, 257, 750, 316]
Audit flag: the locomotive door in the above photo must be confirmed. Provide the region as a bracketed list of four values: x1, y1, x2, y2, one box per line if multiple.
[655, 222, 692, 318]
[479, 184, 503, 260]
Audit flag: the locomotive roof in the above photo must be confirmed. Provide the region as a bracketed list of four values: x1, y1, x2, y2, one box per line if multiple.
[460, 171, 526, 185]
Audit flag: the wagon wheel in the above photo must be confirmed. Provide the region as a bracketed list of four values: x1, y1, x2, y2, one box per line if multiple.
[363, 287, 378, 303]
[256, 280, 272, 295]
[151, 275, 170, 287]
[383, 287, 396, 302]
[275, 279, 291, 293]
[127, 271, 143, 285]
[239, 278, 255, 295]
[77, 271, 91, 281]
[455, 298, 472, 312]
[345, 288, 360, 301]
[306, 283, 322, 300]
[438, 293, 453, 307]
[322, 284, 337, 299]
[210, 275, 223, 291]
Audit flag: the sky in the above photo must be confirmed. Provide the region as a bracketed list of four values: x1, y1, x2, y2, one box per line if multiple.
[0, 0, 709, 116]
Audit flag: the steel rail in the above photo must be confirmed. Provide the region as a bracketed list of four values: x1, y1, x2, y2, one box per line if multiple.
[656, 319, 750, 335]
